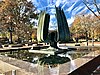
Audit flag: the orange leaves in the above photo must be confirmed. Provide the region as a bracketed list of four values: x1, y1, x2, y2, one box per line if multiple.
[73, 16, 81, 26]
[70, 14, 100, 39]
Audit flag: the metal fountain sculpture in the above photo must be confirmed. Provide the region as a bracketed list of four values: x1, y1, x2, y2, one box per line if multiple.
[36, 6, 70, 55]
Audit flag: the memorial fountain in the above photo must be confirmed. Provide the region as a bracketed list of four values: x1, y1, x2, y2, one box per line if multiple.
[29, 6, 77, 67]
[37, 6, 70, 51]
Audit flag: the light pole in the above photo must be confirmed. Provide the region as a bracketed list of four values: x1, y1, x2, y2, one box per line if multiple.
[85, 30, 88, 46]
[81, 20, 88, 46]
[27, 31, 29, 42]
[82, 15, 88, 46]
[92, 29, 94, 46]
[91, 20, 99, 46]
[8, 22, 13, 44]
[7, 16, 14, 44]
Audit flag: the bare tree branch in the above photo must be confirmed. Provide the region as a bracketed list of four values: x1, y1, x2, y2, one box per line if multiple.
[93, 0, 100, 14]
[83, 0, 100, 20]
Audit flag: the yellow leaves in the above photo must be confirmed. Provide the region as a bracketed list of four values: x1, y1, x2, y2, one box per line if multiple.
[0, 0, 17, 13]
[73, 16, 80, 26]
[71, 14, 100, 39]
[71, 16, 81, 33]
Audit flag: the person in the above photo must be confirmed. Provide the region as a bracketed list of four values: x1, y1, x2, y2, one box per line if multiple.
[18, 37, 21, 43]
[0, 43, 2, 48]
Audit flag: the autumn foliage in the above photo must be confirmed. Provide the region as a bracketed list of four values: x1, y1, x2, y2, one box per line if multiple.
[70, 15, 100, 41]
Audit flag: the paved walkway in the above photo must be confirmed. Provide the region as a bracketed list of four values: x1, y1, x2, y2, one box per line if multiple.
[71, 50, 99, 71]
[65, 42, 100, 47]
[0, 59, 20, 74]
[0, 50, 99, 75]
[0, 43, 100, 75]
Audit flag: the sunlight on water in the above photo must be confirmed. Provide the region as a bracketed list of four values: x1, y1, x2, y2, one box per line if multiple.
[49, 64, 59, 75]
[70, 60, 76, 72]
[57, 53, 76, 73]
[65, 53, 76, 72]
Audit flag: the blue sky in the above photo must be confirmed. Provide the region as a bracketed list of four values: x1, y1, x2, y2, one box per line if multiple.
[30, 0, 100, 29]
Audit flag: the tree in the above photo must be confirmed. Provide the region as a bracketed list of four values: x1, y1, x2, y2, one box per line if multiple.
[71, 13, 100, 45]
[0, 0, 38, 43]
[70, 16, 84, 41]
[83, 0, 100, 20]
[91, 16, 100, 41]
